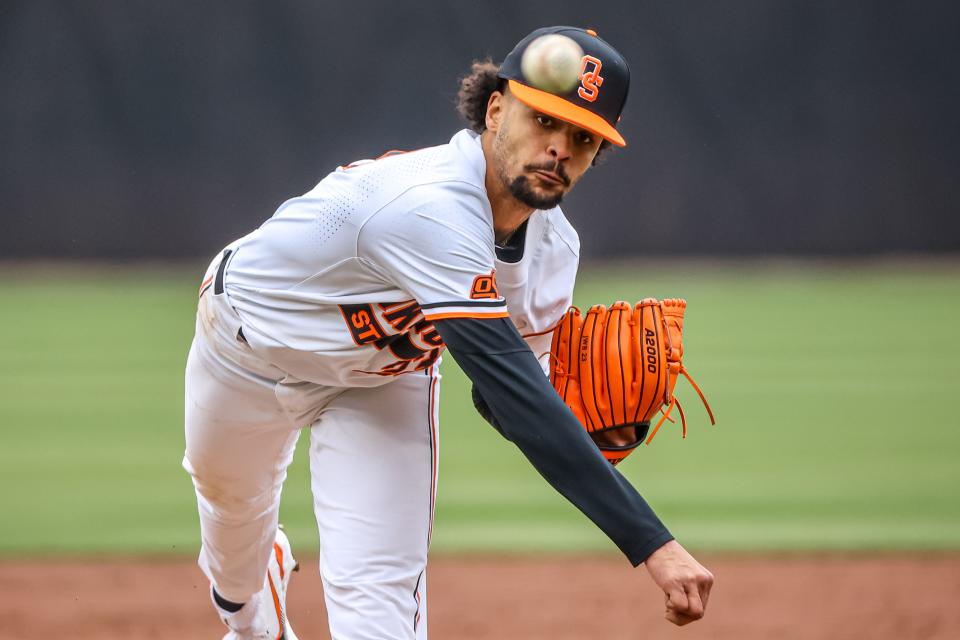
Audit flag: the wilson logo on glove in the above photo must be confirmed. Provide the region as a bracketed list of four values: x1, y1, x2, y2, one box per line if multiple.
[548, 298, 716, 465]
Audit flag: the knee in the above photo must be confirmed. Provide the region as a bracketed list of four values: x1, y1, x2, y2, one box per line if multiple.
[184, 454, 278, 519]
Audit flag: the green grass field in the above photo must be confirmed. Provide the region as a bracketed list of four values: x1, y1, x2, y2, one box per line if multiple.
[1, 260, 958, 557]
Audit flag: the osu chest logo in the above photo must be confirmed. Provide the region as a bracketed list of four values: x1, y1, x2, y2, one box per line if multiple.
[339, 300, 444, 376]
[578, 55, 604, 102]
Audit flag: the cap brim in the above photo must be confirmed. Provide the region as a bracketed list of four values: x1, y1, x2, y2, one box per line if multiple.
[507, 79, 626, 147]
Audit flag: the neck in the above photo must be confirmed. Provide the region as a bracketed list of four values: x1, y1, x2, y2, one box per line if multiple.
[481, 131, 534, 245]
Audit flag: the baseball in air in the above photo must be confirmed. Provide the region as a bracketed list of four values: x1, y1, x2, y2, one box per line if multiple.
[520, 34, 584, 94]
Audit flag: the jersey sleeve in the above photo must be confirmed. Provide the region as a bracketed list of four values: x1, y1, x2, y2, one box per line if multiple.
[357, 185, 509, 321]
[435, 315, 674, 566]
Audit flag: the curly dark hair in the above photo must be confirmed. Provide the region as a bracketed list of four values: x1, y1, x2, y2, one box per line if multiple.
[455, 59, 612, 165]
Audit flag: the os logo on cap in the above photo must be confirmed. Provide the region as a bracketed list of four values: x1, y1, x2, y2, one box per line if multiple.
[578, 56, 604, 102]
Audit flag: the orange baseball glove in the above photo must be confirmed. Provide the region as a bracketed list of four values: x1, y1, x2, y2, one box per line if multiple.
[549, 298, 715, 465]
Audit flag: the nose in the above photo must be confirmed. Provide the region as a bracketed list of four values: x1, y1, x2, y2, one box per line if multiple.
[546, 133, 572, 163]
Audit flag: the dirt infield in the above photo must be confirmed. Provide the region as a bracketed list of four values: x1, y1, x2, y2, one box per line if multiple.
[2, 554, 958, 639]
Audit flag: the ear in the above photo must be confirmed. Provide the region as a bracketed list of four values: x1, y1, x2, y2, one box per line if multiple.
[485, 91, 505, 133]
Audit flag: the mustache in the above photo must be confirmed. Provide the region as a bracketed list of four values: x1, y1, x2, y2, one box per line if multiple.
[524, 161, 571, 186]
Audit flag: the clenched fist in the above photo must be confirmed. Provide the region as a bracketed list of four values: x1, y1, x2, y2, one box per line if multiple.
[644, 539, 715, 626]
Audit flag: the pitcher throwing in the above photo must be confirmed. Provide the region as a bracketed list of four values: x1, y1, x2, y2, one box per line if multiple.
[184, 26, 713, 639]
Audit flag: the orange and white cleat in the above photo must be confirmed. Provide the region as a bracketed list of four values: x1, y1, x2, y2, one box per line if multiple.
[218, 526, 300, 640]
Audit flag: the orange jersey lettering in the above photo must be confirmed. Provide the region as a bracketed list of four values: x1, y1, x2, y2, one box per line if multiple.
[470, 270, 501, 300]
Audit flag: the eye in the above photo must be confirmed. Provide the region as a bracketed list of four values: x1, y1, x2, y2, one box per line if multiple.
[575, 131, 594, 145]
[535, 114, 554, 127]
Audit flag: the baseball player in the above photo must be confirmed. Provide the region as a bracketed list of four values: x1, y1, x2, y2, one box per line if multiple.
[184, 26, 713, 640]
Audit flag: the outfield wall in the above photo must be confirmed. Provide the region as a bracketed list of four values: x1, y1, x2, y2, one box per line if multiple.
[2, 2, 958, 259]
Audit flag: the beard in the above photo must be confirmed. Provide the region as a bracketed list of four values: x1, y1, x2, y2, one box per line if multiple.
[494, 122, 570, 210]
[505, 173, 566, 210]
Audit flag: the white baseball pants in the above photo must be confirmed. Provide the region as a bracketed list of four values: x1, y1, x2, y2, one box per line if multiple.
[184, 269, 438, 639]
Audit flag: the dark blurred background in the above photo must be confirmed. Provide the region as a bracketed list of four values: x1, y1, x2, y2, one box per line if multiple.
[2, 0, 958, 259]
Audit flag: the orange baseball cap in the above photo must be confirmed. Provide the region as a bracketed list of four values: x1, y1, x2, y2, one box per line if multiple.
[498, 26, 630, 147]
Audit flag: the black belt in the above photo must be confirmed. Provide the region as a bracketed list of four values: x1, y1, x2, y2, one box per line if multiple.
[214, 248, 233, 295]
[211, 248, 247, 344]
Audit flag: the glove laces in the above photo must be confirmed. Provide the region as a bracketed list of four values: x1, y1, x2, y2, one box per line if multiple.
[645, 365, 716, 445]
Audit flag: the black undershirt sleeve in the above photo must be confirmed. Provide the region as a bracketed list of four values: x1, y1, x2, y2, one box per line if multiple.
[433, 316, 674, 566]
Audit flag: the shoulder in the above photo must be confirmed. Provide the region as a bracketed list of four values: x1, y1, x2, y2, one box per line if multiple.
[337, 129, 486, 193]
[364, 179, 491, 234]
[358, 179, 494, 255]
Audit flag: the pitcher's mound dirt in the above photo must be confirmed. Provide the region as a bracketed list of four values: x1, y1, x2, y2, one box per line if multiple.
[1, 554, 958, 639]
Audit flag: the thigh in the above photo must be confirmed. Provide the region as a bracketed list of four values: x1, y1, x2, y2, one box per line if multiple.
[184, 329, 298, 492]
[310, 367, 440, 640]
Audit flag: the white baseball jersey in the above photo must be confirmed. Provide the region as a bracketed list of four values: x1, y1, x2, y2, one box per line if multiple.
[218, 129, 579, 388]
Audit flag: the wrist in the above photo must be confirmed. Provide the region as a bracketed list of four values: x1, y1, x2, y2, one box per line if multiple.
[644, 538, 681, 566]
